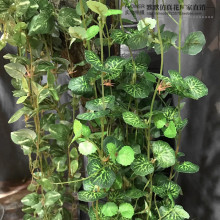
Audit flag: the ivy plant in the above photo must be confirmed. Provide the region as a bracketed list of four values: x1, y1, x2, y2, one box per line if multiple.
[0, 0, 207, 219]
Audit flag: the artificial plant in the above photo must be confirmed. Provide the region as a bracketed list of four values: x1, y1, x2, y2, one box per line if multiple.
[0, 0, 208, 219]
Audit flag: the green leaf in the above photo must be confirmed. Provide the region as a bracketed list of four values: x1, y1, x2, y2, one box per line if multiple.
[164, 121, 177, 138]
[73, 119, 82, 140]
[152, 141, 175, 168]
[122, 111, 147, 128]
[111, 29, 129, 45]
[120, 83, 150, 98]
[86, 25, 99, 40]
[4, 63, 26, 79]
[21, 193, 39, 206]
[125, 188, 145, 199]
[144, 72, 156, 83]
[174, 161, 199, 174]
[159, 205, 190, 220]
[8, 107, 31, 124]
[153, 181, 181, 199]
[70, 148, 79, 159]
[127, 30, 148, 50]
[153, 113, 167, 129]
[69, 26, 87, 40]
[85, 50, 104, 71]
[184, 76, 208, 100]
[82, 124, 91, 137]
[78, 191, 107, 202]
[49, 124, 69, 141]
[77, 110, 110, 121]
[107, 143, 117, 163]
[101, 202, 118, 217]
[182, 31, 206, 55]
[86, 95, 115, 111]
[87, 0, 108, 16]
[79, 141, 97, 156]
[28, 12, 54, 36]
[45, 191, 61, 207]
[16, 96, 28, 104]
[87, 159, 102, 176]
[68, 75, 93, 95]
[104, 56, 128, 79]
[105, 9, 122, 17]
[70, 160, 79, 175]
[103, 136, 123, 155]
[131, 154, 154, 176]
[58, 7, 80, 28]
[15, 0, 30, 17]
[53, 156, 68, 172]
[38, 178, 53, 191]
[119, 203, 134, 219]
[116, 146, 135, 166]
[91, 167, 116, 188]
[11, 129, 36, 146]
[137, 17, 156, 30]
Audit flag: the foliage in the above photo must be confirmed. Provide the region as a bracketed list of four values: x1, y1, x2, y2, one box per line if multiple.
[1, 0, 207, 219]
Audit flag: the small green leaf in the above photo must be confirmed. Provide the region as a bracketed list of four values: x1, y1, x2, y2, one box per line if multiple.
[77, 110, 110, 121]
[125, 188, 145, 199]
[101, 202, 118, 217]
[4, 63, 26, 79]
[79, 141, 97, 156]
[86, 25, 99, 40]
[45, 191, 61, 207]
[76, 0, 88, 16]
[111, 29, 129, 45]
[121, 83, 150, 98]
[11, 129, 36, 146]
[69, 26, 87, 40]
[152, 141, 175, 168]
[174, 161, 199, 174]
[182, 31, 206, 55]
[82, 124, 91, 137]
[131, 154, 154, 176]
[87, 0, 108, 16]
[70, 148, 78, 159]
[8, 107, 31, 124]
[137, 17, 156, 30]
[73, 119, 82, 139]
[68, 75, 93, 95]
[153, 113, 167, 129]
[107, 143, 117, 163]
[122, 111, 147, 128]
[70, 160, 79, 175]
[16, 96, 28, 104]
[164, 121, 177, 138]
[85, 50, 104, 71]
[127, 30, 148, 50]
[78, 191, 107, 202]
[38, 178, 54, 191]
[159, 205, 190, 220]
[105, 9, 122, 17]
[21, 193, 39, 206]
[119, 203, 134, 219]
[116, 146, 135, 166]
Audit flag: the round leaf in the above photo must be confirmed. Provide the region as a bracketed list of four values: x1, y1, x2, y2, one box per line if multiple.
[79, 141, 97, 156]
[174, 161, 199, 174]
[119, 203, 134, 219]
[101, 202, 118, 217]
[116, 146, 135, 166]
[164, 121, 177, 138]
[87, 1, 108, 16]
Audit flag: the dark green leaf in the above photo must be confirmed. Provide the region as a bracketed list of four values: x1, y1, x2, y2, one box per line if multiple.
[45, 191, 61, 207]
[111, 29, 129, 45]
[8, 107, 32, 124]
[49, 124, 69, 141]
[127, 30, 148, 50]
[122, 111, 147, 128]
[85, 50, 104, 71]
[21, 193, 39, 206]
[125, 188, 145, 199]
[78, 191, 107, 202]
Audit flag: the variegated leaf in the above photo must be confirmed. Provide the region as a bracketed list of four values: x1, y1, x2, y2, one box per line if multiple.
[122, 112, 147, 128]
[78, 191, 107, 202]
[77, 110, 110, 121]
[121, 83, 150, 98]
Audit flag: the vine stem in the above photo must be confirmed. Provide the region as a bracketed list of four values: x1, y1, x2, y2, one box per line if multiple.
[146, 1, 164, 219]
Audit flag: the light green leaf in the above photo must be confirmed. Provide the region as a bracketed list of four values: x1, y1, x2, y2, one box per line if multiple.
[79, 141, 97, 156]
[116, 146, 135, 166]
[121, 83, 150, 98]
[105, 9, 122, 17]
[174, 161, 199, 174]
[111, 29, 129, 44]
[4, 63, 26, 79]
[86, 25, 99, 40]
[82, 124, 91, 137]
[58, 7, 80, 28]
[70, 148, 78, 159]
[86, 95, 115, 111]
[76, 0, 88, 15]
[101, 202, 118, 217]
[182, 31, 206, 55]
[77, 110, 110, 121]
[11, 129, 36, 146]
[85, 50, 104, 71]
[184, 76, 208, 100]
[16, 96, 28, 104]
[107, 143, 117, 163]
[159, 205, 190, 220]
[87, 0, 108, 16]
[137, 17, 156, 30]
[21, 193, 39, 206]
[131, 154, 154, 176]
[119, 203, 134, 219]
[45, 191, 61, 207]
[152, 140, 175, 168]
[8, 107, 31, 124]
[122, 111, 147, 128]
[15, 0, 30, 17]
[164, 121, 177, 138]
[78, 191, 107, 202]
[69, 26, 87, 40]
[68, 75, 93, 95]
[153, 113, 167, 129]
[38, 178, 53, 191]
[53, 156, 68, 172]
[70, 160, 79, 175]
[73, 119, 82, 139]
